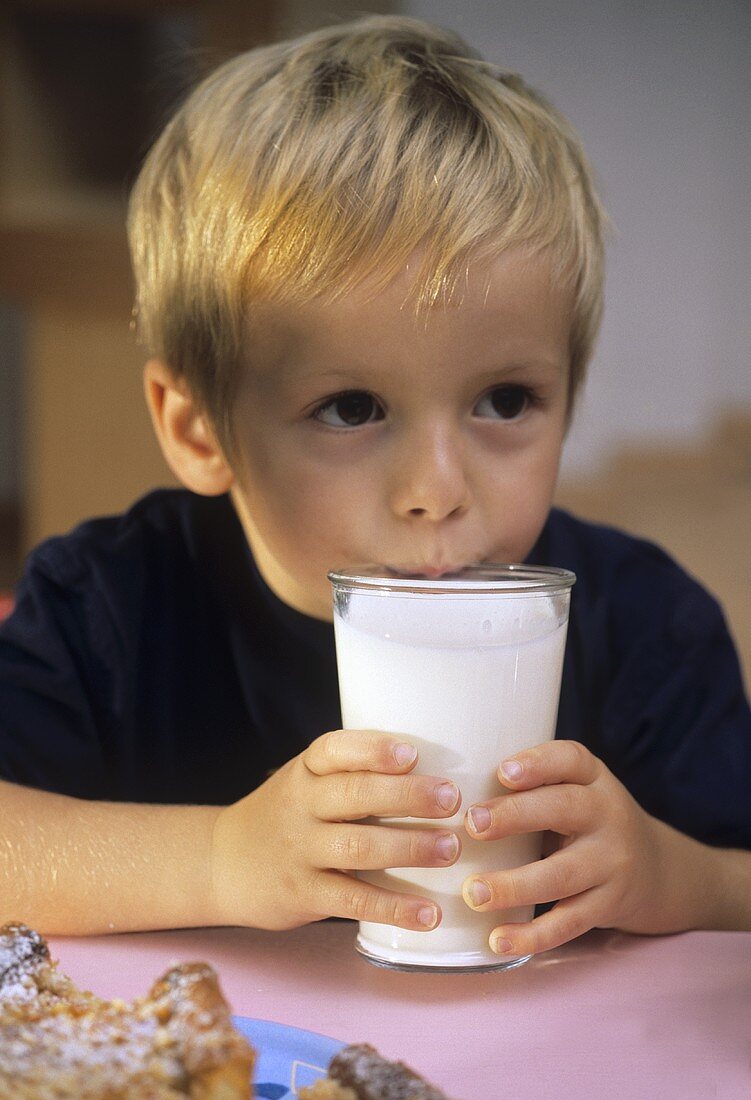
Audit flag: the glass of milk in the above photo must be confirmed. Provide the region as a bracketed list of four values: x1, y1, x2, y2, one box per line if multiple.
[328, 564, 574, 972]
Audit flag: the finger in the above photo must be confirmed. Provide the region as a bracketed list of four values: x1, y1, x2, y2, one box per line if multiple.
[497, 740, 601, 791]
[304, 729, 419, 777]
[465, 783, 594, 841]
[485, 889, 604, 958]
[316, 823, 461, 871]
[315, 771, 461, 822]
[462, 844, 600, 912]
[314, 869, 441, 931]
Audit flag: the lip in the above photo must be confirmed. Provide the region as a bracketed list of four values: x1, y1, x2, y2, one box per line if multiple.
[387, 563, 471, 579]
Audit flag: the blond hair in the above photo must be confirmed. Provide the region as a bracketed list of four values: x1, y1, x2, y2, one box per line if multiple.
[128, 15, 605, 446]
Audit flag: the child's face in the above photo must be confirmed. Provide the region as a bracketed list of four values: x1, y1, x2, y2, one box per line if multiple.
[229, 247, 572, 621]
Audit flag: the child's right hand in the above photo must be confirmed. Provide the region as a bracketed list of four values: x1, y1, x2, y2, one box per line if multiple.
[208, 730, 461, 931]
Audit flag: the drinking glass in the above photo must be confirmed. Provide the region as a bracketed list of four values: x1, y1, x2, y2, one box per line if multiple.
[329, 564, 574, 972]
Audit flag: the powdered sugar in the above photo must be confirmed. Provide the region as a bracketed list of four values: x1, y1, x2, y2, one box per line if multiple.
[0, 924, 50, 1005]
[0, 924, 254, 1098]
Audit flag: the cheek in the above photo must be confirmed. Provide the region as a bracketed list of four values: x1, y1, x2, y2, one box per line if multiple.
[531, 437, 564, 496]
[492, 429, 564, 553]
[240, 441, 365, 551]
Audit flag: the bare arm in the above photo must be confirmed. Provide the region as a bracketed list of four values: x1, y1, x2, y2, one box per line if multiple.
[0, 777, 220, 934]
[692, 835, 751, 932]
[617, 814, 751, 935]
[0, 729, 461, 937]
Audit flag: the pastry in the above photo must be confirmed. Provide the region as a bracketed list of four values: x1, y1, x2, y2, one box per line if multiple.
[300, 1042, 449, 1100]
[0, 922, 254, 1099]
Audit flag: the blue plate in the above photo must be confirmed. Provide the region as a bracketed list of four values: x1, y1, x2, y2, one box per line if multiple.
[232, 1015, 345, 1099]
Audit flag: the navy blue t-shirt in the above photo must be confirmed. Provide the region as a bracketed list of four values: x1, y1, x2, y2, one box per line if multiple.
[0, 489, 748, 849]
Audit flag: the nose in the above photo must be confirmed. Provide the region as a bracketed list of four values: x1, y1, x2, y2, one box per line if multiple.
[389, 420, 471, 521]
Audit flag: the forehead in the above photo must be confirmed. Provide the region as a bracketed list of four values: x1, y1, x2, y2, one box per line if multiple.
[243, 247, 573, 382]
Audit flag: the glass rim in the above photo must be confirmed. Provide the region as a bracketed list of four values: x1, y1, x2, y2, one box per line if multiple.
[327, 563, 576, 596]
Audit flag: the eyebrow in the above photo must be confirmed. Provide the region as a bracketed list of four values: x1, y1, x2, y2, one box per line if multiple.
[289, 358, 565, 388]
[469, 359, 565, 380]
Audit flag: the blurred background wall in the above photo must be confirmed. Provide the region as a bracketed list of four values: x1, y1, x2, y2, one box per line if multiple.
[407, 0, 751, 480]
[1, 0, 749, 681]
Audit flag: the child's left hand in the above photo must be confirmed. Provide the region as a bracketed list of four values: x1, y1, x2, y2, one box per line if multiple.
[461, 739, 692, 957]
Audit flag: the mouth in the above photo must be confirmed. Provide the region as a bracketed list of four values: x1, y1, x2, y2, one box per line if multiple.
[386, 563, 474, 580]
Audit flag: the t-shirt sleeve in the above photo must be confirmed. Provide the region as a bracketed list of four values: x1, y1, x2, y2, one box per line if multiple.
[0, 540, 115, 797]
[598, 546, 751, 849]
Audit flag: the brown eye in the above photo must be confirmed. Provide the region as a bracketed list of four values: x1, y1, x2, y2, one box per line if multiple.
[475, 385, 532, 420]
[315, 391, 384, 427]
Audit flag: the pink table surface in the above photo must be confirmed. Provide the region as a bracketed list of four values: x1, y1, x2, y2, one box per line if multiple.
[48, 922, 750, 1099]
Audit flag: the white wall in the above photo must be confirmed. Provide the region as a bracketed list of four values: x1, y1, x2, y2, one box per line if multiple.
[405, 0, 751, 478]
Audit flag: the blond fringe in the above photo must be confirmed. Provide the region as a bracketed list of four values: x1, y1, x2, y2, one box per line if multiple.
[128, 15, 606, 446]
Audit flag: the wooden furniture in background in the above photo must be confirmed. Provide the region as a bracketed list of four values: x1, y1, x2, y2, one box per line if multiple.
[556, 412, 751, 690]
[0, 1, 278, 553]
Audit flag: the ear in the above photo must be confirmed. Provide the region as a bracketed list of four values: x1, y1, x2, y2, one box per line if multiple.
[143, 359, 234, 496]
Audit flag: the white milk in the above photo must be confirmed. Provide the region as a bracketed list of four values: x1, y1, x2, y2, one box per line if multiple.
[332, 580, 569, 970]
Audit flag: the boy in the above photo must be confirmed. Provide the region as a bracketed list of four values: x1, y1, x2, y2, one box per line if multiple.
[0, 16, 749, 958]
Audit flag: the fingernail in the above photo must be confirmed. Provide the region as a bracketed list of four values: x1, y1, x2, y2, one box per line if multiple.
[436, 782, 459, 812]
[393, 743, 417, 767]
[490, 934, 515, 954]
[468, 806, 491, 834]
[435, 834, 459, 862]
[501, 759, 523, 781]
[417, 905, 439, 928]
[466, 879, 491, 907]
